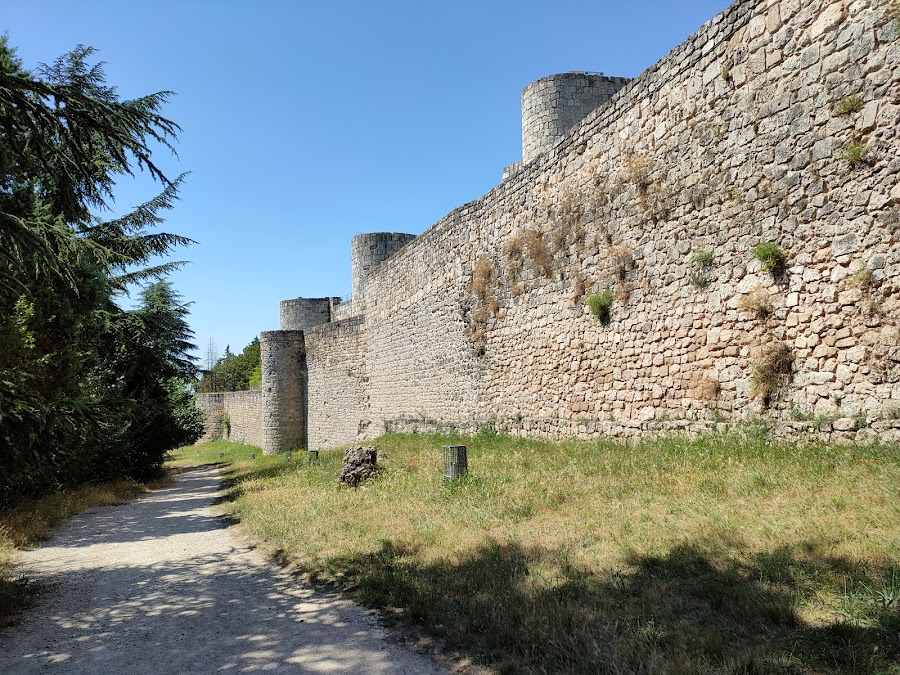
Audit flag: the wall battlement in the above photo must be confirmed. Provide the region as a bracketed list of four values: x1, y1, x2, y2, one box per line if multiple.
[201, 0, 900, 452]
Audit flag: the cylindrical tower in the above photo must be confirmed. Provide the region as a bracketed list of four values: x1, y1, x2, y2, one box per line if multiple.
[521, 72, 630, 163]
[260, 330, 306, 454]
[350, 232, 416, 302]
[280, 297, 332, 331]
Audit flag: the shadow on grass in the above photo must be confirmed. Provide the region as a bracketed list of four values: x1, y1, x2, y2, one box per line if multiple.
[213, 459, 314, 506]
[310, 538, 899, 675]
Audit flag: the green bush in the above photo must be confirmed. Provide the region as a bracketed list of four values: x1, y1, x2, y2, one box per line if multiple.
[587, 290, 614, 325]
[689, 249, 714, 289]
[751, 241, 786, 275]
[833, 94, 863, 116]
[837, 140, 870, 166]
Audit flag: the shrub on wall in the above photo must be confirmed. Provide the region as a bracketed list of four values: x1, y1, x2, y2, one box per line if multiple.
[689, 249, 715, 289]
[751, 241, 786, 275]
[587, 290, 614, 325]
[740, 286, 774, 322]
[837, 140, 871, 166]
[833, 94, 863, 116]
[750, 342, 793, 408]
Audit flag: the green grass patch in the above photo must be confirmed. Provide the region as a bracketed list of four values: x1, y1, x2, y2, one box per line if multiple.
[0, 480, 149, 624]
[171, 431, 900, 674]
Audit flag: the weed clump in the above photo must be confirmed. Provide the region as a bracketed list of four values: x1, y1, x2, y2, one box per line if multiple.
[693, 375, 721, 401]
[470, 257, 494, 301]
[524, 230, 553, 276]
[623, 154, 652, 196]
[751, 241, 786, 275]
[587, 290, 614, 325]
[837, 140, 871, 166]
[833, 94, 863, 116]
[750, 342, 793, 407]
[846, 265, 874, 291]
[609, 244, 633, 282]
[689, 248, 714, 289]
[504, 234, 524, 282]
[740, 287, 774, 322]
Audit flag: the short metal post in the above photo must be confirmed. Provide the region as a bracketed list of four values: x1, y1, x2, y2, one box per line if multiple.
[442, 444, 468, 480]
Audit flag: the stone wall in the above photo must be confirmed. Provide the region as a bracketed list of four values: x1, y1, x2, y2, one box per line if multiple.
[306, 317, 369, 450]
[196, 393, 225, 443]
[337, 0, 899, 444]
[235, 0, 899, 453]
[330, 297, 355, 322]
[195, 391, 262, 447]
[223, 390, 263, 447]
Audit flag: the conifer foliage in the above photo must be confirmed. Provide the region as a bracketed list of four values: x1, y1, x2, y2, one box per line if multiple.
[0, 37, 202, 506]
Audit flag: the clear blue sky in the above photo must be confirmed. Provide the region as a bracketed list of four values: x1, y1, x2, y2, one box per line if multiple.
[4, 0, 732, 362]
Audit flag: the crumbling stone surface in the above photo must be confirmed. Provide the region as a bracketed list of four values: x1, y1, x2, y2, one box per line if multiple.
[338, 445, 378, 487]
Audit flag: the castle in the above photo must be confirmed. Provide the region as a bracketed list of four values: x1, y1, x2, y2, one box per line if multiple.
[198, 0, 900, 452]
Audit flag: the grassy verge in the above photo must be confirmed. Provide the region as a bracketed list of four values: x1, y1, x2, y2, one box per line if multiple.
[0, 480, 151, 624]
[171, 431, 900, 674]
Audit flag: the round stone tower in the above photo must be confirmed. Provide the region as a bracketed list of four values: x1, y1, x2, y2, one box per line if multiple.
[280, 297, 333, 331]
[350, 232, 416, 302]
[521, 72, 630, 163]
[260, 330, 306, 454]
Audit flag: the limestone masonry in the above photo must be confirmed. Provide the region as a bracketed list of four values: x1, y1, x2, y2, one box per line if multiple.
[199, 0, 900, 451]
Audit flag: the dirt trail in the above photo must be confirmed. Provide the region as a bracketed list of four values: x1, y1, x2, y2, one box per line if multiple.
[0, 466, 448, 674]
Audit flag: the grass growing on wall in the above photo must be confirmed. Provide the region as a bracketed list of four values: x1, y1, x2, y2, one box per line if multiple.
[171, 432, 900, 674]
[0, 480, 150, 624]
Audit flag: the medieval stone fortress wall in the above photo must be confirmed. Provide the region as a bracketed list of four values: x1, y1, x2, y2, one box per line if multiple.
[198, 0, 900, 452]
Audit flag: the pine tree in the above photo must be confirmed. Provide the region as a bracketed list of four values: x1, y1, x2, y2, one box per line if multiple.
[0, 37, 199, 505]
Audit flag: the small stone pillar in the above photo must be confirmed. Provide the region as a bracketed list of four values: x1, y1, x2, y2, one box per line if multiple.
[260, 330, 306, 454]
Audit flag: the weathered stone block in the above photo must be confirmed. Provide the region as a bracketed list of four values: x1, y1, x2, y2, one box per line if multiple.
[338, 445, 378, 488]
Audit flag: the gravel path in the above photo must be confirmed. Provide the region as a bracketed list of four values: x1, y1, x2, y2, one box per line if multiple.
[0, 466, 448, 674]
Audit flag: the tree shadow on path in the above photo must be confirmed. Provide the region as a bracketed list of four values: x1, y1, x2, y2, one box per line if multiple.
[0, 465, 445, 675]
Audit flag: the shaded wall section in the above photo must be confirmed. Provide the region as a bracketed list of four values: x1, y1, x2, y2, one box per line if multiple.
[195, 391, 262, 448]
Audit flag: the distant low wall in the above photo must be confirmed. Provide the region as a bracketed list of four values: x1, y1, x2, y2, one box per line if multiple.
[196, 391, 263, 448]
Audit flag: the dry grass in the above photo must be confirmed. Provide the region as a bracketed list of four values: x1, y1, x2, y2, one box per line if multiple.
[741, 286, 775, 321]
[523, 229, 553, 276]
[0, 480, 149, 623]
[608, 243, 633, 281]
[503, 234, 524, 282]
[623, 154, 652, 196]
[846, 265, 875, 291]
[750, 342, 793, 407]
[173, 431, 900, 674]
[692, 374, 721, 401]
[470, 257, 494, 301]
